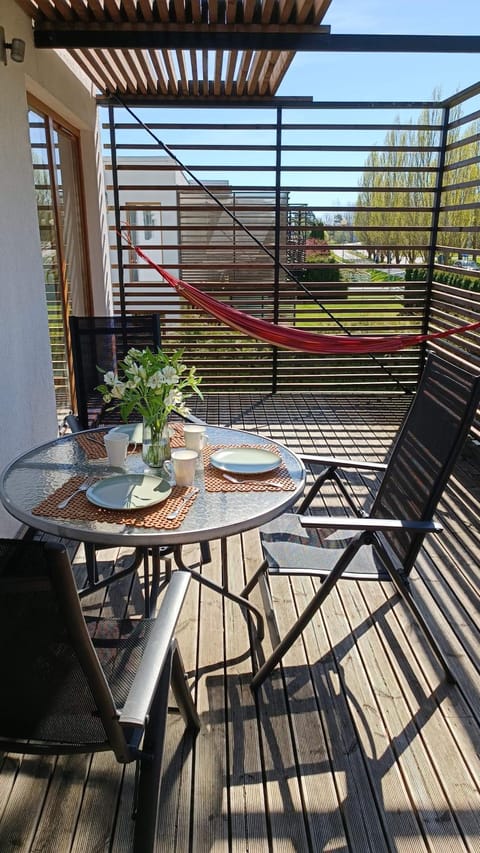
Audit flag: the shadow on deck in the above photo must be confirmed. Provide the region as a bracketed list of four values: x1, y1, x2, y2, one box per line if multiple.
[1, 394, 479, 851]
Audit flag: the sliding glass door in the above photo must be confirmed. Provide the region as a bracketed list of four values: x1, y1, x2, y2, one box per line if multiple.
[28, 100, 91, 427]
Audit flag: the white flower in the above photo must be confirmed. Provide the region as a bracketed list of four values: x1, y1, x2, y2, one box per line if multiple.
[109, 379, 126, 399]
[128, 362, 146, 381]
[126, 376, 142, 390]
[175, 401, 191, 417]
[164, 389, 182, 408]
[103, 370, 116, 386]
[161, 365, 179, 385]
[124, 348, 143, 364]
[146, 370, 166, 390]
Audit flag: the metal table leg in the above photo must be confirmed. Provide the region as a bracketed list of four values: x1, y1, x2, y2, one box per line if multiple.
[173, 543, 265, 641]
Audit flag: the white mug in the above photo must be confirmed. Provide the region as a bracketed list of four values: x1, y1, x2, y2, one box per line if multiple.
[104, 430, 129, 467]
[164, 448, 198, 486]
[183, 424, 208, 460]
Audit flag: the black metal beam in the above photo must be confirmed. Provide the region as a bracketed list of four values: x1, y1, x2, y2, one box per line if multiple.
[96, 95, 442, 108]
[33, 29, 480, 53]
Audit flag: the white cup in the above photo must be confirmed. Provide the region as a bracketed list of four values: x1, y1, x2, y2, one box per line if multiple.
[164, 448, 198, 486]
[104, 431, 129, 467]
[183, 424, 207, 463]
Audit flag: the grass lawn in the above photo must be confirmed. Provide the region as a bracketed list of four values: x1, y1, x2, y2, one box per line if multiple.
[295, 296, 404, 327]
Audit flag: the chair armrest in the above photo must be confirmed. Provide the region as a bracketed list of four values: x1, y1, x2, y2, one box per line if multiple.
[181, 411, 208, 425]
[299, 515, 443, 533]
[301, 454, 387, 472]
[119, 571, 191, 727]
[64, 414, 82, 433]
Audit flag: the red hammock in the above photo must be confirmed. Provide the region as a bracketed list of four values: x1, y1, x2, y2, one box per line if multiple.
[133, 245, 480, 355]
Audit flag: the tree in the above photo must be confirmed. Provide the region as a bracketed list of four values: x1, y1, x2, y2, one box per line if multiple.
[439, 117, 480, 258]
[309, 222, 325, 241]
[297, 218, 340, 284]
[353, 92, 468, 265]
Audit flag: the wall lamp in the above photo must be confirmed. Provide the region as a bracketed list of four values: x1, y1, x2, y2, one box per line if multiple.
[0, 27, 26, 65]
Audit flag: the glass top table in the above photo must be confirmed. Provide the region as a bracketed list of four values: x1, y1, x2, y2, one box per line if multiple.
[0, 424, 305, 548]
[1, 423, 306, 634]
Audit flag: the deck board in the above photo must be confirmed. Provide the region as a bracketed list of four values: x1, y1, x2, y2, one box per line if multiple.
[1, 394, 479, 852]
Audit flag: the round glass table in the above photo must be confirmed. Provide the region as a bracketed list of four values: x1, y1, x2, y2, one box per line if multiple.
[0, 423, 306, 632]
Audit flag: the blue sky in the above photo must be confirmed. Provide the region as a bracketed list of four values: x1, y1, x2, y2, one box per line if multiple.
[279, 0, 480, 101]
[109, 1, 479, 210]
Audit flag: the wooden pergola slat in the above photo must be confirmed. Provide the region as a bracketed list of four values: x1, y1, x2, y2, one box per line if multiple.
[14, 0, 332, 99]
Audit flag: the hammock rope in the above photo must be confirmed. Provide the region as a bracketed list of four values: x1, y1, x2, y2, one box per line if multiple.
[132, 242, 480, 355]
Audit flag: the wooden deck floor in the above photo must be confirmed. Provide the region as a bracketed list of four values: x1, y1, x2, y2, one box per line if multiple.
[1, 394, 480, 852]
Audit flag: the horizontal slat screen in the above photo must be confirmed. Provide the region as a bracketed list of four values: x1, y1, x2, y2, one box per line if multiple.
[102, 88, 480, 435]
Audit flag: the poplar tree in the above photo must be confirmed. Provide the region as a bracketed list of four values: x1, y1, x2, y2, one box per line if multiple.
[353, 93, 476, 265]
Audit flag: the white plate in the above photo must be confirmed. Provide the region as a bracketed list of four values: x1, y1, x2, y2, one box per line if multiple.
[210, 447, 281, 475]
[86, 474, 171, 510]
[109, 423, 143, 444]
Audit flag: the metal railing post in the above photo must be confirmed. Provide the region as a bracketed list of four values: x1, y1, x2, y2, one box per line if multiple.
[421, 103, 450, 375]
[108, 105, 127, 326]
[272, 107, 283, 394]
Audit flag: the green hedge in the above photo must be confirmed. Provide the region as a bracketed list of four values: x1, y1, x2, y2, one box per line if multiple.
[297, 254, 341, 283]
[406, 267, 480, 292]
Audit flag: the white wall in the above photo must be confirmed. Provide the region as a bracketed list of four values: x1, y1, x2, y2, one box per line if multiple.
[105, 156, 185, 316]
[0, 1, 111, 535]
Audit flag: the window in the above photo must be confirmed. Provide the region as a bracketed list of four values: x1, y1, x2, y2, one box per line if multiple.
[143, 209, 155, 240]
[125, 204, 162, 283]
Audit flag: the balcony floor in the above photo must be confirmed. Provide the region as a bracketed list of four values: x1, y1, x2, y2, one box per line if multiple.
[1, 394, 480, 852]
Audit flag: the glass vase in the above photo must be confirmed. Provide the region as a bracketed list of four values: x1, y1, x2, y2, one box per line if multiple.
[142, 417, 171, 471]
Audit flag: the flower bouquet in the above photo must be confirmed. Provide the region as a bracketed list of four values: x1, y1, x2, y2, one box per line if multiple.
[97, 347, 203, 469]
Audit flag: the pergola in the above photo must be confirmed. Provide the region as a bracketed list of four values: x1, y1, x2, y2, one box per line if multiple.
[14, 0, 480, 100]
[13, 0, 480, 412]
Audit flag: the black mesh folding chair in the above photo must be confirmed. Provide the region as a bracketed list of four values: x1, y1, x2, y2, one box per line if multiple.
[244, 352, 480, 690]
[0, 538, 199, 852]
[69, 314, 162, 430]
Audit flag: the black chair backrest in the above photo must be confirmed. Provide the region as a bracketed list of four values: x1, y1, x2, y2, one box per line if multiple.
[0, 539, 122, 754]
[371, 352, 480, 573]
[69, 314, 161, 428]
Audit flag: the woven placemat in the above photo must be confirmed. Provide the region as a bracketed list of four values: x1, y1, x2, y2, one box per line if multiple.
[203, 444, 296, 492]
[32, 475, 198, 529]
[75, 422, 186, 461]
[75, 430, 110, 460]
